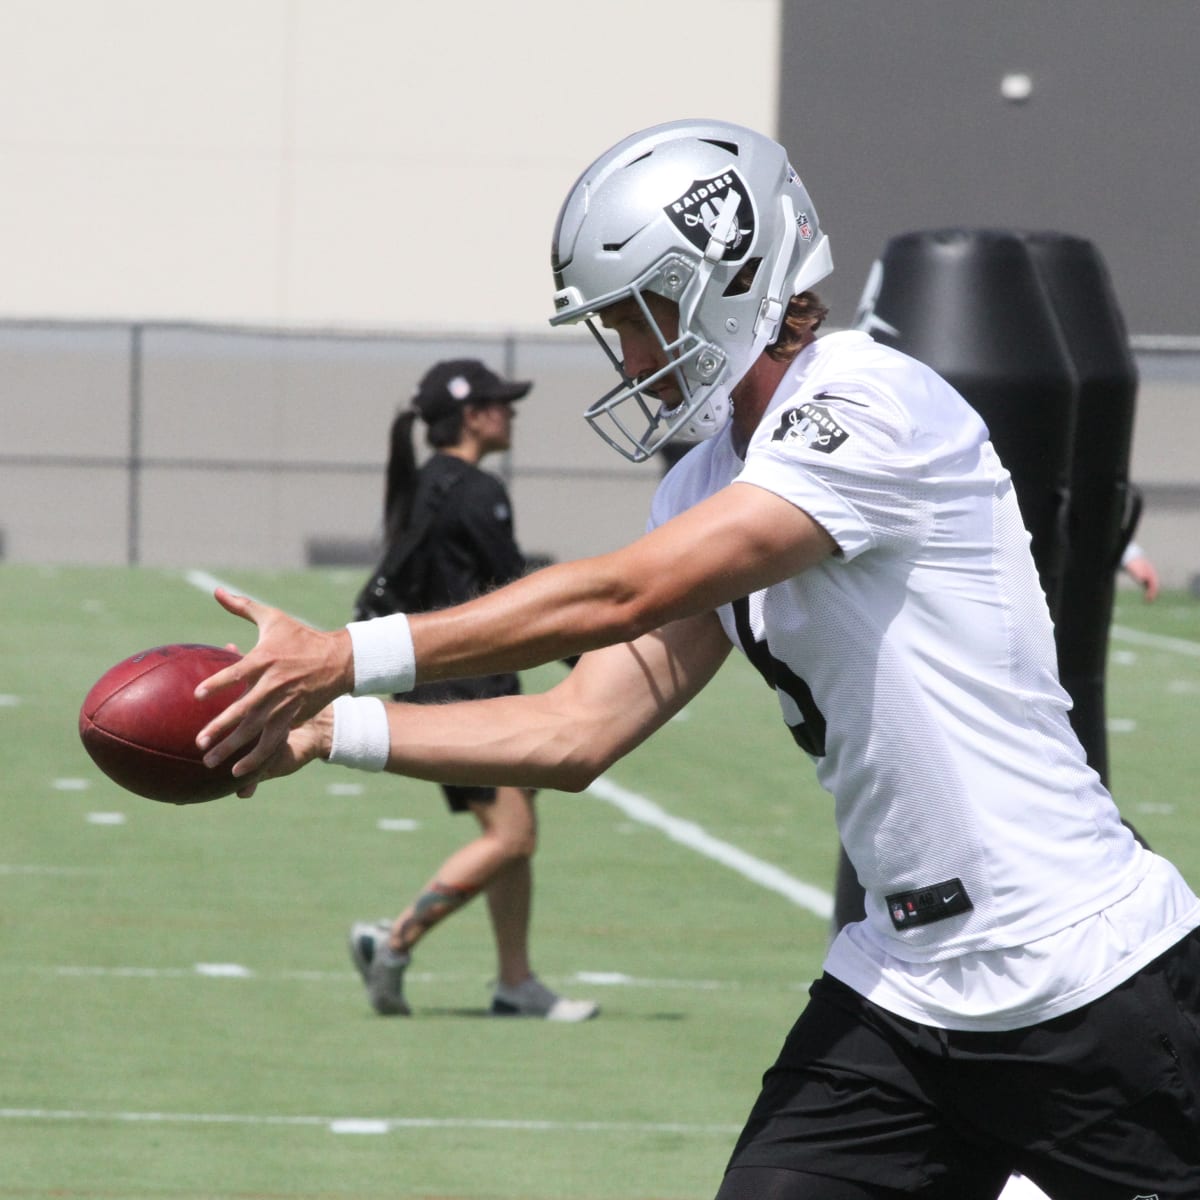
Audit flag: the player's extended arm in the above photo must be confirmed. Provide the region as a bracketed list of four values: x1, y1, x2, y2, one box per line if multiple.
[260, 609, 733, 795]
[198, 481, 836, 776]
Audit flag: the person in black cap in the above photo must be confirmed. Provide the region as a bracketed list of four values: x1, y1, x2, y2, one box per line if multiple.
[347, 359, 598, 1022]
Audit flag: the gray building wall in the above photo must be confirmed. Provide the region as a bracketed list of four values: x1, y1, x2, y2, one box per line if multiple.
[777, 2, 1198, 338]
[777, 3, 1199, 588]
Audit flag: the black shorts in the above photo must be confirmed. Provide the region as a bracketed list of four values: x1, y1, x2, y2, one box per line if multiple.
[721, 927, 1200, 1199]
[396, 673, 521, 814]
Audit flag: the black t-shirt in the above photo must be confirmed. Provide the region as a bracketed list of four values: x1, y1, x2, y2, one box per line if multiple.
[415, 452, 525, 609]
[401, 452, 525, 704]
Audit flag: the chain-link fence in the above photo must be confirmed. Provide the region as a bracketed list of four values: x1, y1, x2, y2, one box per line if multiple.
[0, 320, 662, 571]
[2, 320, 1198, 587]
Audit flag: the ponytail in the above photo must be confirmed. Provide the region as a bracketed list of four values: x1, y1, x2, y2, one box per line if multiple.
[382, 410, 420, 543]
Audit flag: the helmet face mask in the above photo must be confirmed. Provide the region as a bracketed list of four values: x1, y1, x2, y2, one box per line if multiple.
[550, 119, 833, 463]
[577, 255, 727, 462]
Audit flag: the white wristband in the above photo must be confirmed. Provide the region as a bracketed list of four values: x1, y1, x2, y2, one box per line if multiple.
[327, 695, 391, 772]
[1121, 541, 1143, 567]
[346, 612, 416, 696]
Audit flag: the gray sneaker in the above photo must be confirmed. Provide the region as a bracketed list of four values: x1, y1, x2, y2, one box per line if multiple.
[348, 920, 411, 1016]
[490, 975, 599, 1022]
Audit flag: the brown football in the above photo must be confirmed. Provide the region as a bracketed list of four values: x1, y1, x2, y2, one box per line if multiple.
[78, 644, 247, 805]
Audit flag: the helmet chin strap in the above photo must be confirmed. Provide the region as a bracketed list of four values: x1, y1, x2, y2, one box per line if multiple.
[655, 193, 741, 439]
[753, 194, 798, 347]
[677, 188, 744, 334]
[677, 191, 799, 424]
[704, 190, 743, 262]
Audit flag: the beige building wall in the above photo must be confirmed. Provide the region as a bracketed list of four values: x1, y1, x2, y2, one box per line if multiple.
[0, 0, 781, 332]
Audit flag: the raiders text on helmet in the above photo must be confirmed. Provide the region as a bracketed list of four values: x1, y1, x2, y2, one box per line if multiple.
[549, 119, 833, 462]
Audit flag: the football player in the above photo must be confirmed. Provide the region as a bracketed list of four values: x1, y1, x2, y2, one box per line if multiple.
[198, 120, 1200, 1199]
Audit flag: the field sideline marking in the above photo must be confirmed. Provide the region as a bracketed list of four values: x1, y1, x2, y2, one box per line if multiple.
[182, 570, 835, 922]
[586, 777, 833, 919]
[9, 964, 782, 993]
[0, 1107, 738, 1137]
[1110, 623, 1200, 659]
[184, 569, 301, 619]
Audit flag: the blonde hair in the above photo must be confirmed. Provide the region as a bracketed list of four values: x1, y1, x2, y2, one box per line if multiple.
[765, 291, 829, 363]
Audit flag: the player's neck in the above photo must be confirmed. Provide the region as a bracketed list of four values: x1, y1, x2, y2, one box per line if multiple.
[730, 353, 792, 456]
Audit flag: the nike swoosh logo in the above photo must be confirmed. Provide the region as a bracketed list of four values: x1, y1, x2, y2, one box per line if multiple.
[813, 391, 870, 408]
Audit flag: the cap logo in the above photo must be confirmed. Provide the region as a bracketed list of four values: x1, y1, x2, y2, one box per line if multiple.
[447, 375, 471, 401]
[665, 170, 755, 262]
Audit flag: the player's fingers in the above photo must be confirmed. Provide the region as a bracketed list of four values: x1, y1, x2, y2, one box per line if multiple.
[195, 624, 286, 704]
[199, 704, 264, 765]
[198, 669, 288, 759]
[213, 587, 262, 623]
[228, 720, 295, 779]
[238, 731, 307, 790]
[212, 692, 305, 777]
[197, 657, 298, 754]
[195, 659, 251, 702]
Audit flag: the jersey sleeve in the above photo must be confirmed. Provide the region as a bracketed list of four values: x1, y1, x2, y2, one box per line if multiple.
[736, 382, 943, 561]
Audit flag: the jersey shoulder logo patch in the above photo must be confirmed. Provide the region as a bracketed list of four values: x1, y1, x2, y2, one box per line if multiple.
[771, 397, 851, 454]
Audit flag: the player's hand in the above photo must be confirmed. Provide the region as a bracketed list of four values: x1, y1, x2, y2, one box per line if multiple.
[233, 707, 335, 797]
[195, 588, 354, 778]
[1124, 554, 1160, 602]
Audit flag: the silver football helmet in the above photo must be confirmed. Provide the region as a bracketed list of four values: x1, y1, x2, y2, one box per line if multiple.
[550, 119, 833, 462]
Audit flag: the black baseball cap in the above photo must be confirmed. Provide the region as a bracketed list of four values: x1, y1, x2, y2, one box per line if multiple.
[413, 359, 531, 421]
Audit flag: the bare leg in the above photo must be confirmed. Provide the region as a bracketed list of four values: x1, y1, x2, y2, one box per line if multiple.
[388, 786, 537, 962]
[479, 791, 539, 985]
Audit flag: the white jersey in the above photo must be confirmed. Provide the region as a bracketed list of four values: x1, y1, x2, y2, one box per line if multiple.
[649, 331, 1200, 1029]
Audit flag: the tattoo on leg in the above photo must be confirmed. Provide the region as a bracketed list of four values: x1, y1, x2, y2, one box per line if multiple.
[395, 879, 479, 950]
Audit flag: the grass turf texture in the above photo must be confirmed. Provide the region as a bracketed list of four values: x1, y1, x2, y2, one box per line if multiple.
[1, 564, 1197, 1198]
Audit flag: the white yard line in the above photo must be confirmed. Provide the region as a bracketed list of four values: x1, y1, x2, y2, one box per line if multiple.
[1110, 623, 1200, 659]
[0, 1106, 738, 1137]
[586, 776, 833, 920]
[7, 963, 797, 993]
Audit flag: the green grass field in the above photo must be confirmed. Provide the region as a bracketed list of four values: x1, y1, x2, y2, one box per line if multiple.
[2, 564, 1197, 1199]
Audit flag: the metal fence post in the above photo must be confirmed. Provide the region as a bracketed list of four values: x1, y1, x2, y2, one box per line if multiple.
[127, 323, 143, 565]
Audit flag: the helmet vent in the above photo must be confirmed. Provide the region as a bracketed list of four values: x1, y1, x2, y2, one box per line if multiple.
[699, 138, 739, 155]
[602, 222, 650, 253]
[722, 258, 762, 297]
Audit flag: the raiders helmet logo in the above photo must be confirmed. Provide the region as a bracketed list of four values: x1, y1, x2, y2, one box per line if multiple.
[771, 402, 849, 454]
[664, 170, 755, 262]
